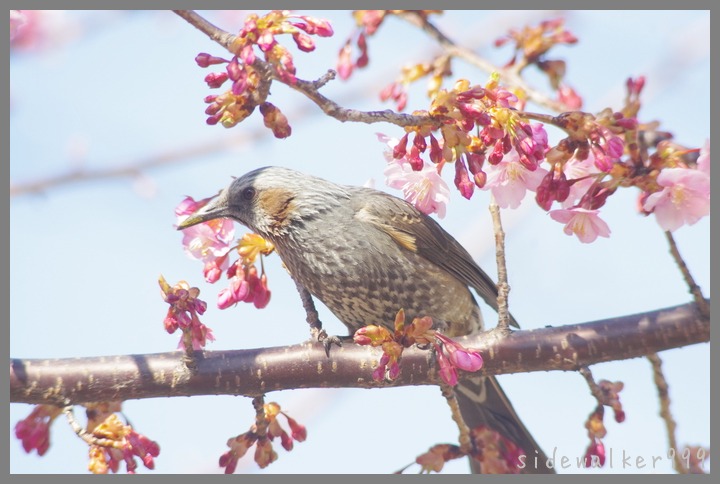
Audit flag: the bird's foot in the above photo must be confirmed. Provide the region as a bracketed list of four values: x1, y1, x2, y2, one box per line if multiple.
[312, 328, 344, 357]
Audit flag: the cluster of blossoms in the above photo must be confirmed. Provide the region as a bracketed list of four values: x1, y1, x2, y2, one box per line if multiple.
[353, 309, 483, 385]
[337, 10, 441, 81]
[15, 402, 159, 474]
[14, 404, 62, 456]
[341, 16, 708, 242]
[384, 75, 551, 211]
[195, 10, 332, 131]
[87, 411, 160, 474]
[413, 425, 523, 474]
[158, 275, 214, 351]
[380, 74, 709, 242]
[176, 195, 273, 313]
[583, 380, 625, 468]
[495, 17, 581, 109]
[219, 402, 306, 473]
[379, 55, 451, 112]
[378, 73, 552, 221]
[366, 17, 579, 114]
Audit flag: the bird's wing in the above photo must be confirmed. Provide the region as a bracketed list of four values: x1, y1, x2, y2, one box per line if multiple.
[351, 187, 519, 328]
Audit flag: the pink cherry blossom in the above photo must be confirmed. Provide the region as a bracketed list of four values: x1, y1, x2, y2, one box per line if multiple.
[549, 207, 611, 243]
[10, 10, 26, 41]
[483, 149, 548, 209]
[434, 345, 458, 386]
[643, 163, 710, 232]
[379, 133, 450, 218]
[562, 152, 602, 208]
[697, 139, 710, 175]
[176, 196, 235, 264]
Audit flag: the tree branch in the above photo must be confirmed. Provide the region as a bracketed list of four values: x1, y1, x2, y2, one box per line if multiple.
[665, 231, 709, 317]
[11, 301, 708, 406]
[172, 10, 440, 129]
[647, 353, 686, 473]
[287, 75, 439, 127]
[172, 10, 237, 50]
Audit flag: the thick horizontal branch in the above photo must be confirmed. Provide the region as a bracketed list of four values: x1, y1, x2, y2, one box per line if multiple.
[10, 301, 708, 406]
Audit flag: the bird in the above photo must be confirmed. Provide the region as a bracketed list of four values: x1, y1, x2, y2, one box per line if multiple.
[177, 166, 553, 473]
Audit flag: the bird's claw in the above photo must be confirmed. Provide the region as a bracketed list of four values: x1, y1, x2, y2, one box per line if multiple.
[314, 329, 343, 357]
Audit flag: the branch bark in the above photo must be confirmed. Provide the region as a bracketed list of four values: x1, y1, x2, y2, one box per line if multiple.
[10, 301, 708, 406]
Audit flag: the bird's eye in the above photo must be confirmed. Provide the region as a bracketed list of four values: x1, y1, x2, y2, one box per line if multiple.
[242, 187, 256, 201]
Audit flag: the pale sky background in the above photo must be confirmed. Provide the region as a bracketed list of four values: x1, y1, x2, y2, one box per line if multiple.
[9, 10, 710, 474]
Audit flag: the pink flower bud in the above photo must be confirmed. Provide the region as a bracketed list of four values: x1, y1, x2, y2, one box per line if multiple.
[395, 91, 407, 111]
[227, 57, 244, 81]
[447, 345, 484, 372]
[435, 345, 458, 386]
[558, 84, 582, 109]
[280, 430, 293, 451]
[336, 42, 353, 80]
[429, 134, 443, 164]
[407, 148, 424, 171]
[454, 159, 474, 200]
[584, 439, 606, 467]
[292, 32, 315, 52]
[257, 31, 275, 52]
[240, 45, 255, 65]
[204, 72, 228, 89]
[286, 416, 307, 442]
[413, 133, 427, 153]
[163, 312, 178, 333]
[392, 133, 409, 159]
[195, 53, 228, 68]
[356, 33, 369, 68]
[489, 140, 505, 164]
[253, 274, 271, 309]
[295, 17, 333, 37]
[388, 361, 401, 380]
[217, 287, 236, 309]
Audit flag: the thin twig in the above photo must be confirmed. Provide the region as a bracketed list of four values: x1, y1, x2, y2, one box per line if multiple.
[63, 405, 117, 449]
[441, 384, 472, 455]
[664, 231, 709, 317]
[172, 10, 237, 50]
[395, 11, 571, 113]
[251, 395, 269, 438]
[489, 202, 510, 331]
[578, 366, 605, 404]
[647, 353, 686, 473]
[11, 133, 254, 197]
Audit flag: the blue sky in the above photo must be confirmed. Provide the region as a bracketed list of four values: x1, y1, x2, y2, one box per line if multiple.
[9, 10, 710, 474]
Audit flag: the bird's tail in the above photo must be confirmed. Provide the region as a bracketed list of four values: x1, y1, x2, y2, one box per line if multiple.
[455, 375, 555, 474]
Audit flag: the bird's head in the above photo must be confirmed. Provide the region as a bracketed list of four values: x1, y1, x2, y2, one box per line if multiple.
[176, 166, 347, 237]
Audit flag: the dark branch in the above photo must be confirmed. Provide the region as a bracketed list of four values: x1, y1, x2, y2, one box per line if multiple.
[665, 231, 709, 317]
[172, 10, 237, 50]
[10, 301, 708, 406]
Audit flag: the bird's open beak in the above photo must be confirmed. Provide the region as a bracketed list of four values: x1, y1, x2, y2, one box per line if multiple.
[176, 191, 231, 230]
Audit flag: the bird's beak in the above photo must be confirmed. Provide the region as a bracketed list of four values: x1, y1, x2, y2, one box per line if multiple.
[176, 190, 231, 230]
